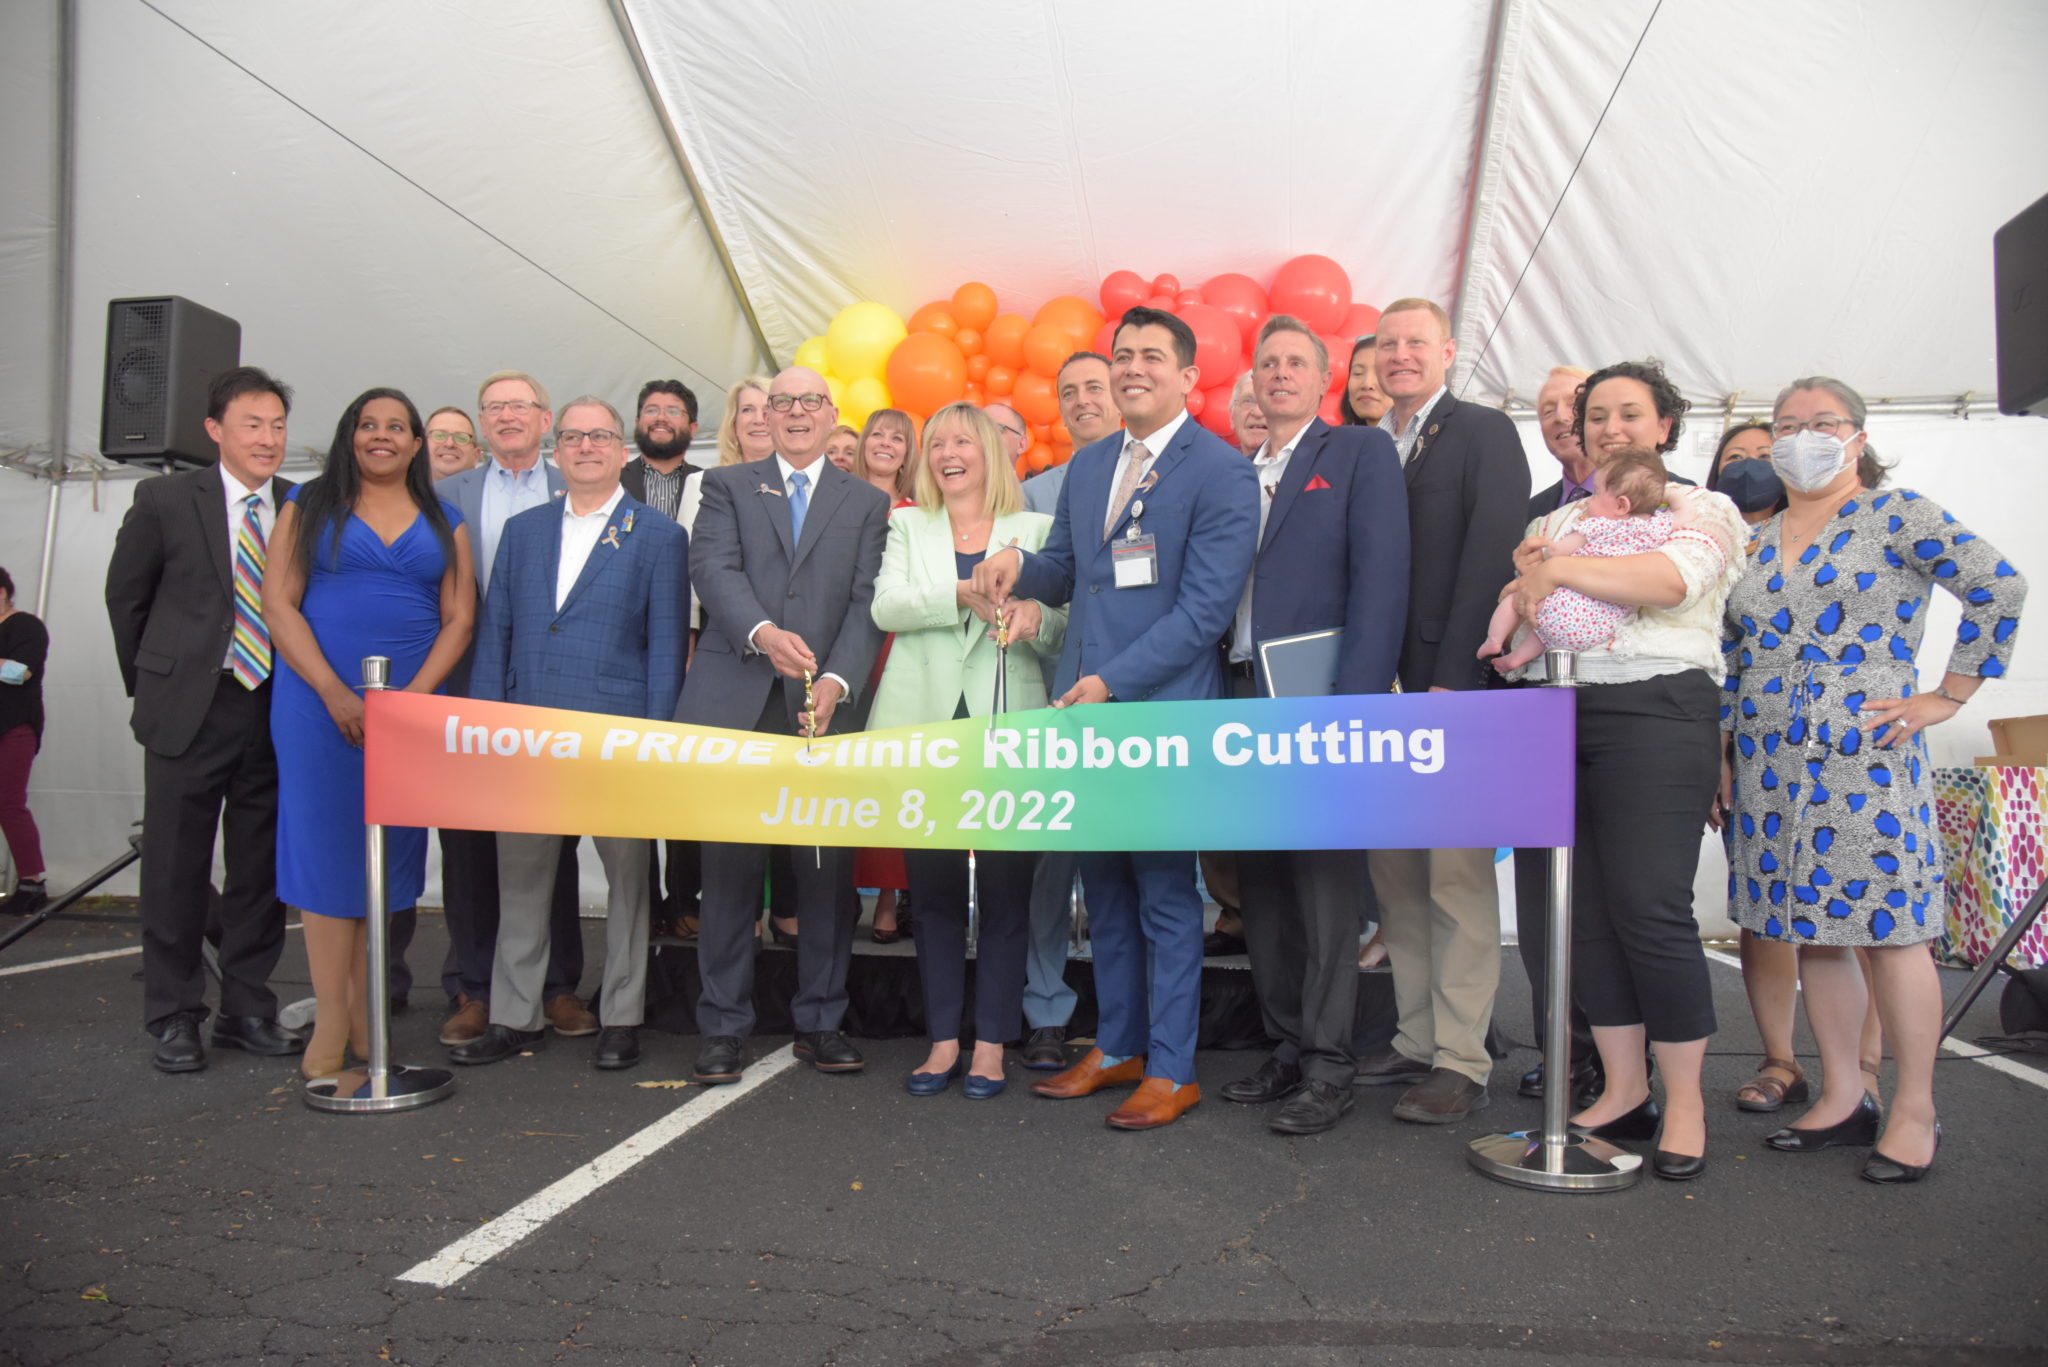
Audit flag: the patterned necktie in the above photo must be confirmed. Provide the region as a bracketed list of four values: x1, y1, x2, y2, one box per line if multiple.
[1104, 440, 1149, 540]
[230, 493, 272, 688]
[1565, 484, 1592, 505]
[788, 469, 810, 543]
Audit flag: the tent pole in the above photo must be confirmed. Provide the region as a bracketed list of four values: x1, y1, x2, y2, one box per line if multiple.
[38, 0, 78, 616]
[605, 0, 779, 374]
[1449, 0, 1522, 391]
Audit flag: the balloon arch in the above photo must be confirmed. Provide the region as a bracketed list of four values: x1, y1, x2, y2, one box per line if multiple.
[793, 254, 1376, 479]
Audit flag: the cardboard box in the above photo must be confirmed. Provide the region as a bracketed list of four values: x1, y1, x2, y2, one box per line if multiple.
[1988, 715, 2048, 765]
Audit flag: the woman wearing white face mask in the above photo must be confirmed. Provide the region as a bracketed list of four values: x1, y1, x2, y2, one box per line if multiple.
[1718, 376, 2027, 1183]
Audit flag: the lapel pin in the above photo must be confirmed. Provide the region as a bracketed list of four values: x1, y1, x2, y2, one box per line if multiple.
[757, 483, 784, 498]
[601, 525, 622, 550]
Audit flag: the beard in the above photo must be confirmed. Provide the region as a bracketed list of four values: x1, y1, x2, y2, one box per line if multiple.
[637, 425, 693, 463]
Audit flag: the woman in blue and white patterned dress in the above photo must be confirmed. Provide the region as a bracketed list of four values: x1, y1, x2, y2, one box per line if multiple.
[1719, 377, 2026, 1183]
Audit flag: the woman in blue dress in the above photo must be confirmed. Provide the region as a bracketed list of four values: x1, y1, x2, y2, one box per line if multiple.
[264, 389, 475, 1079]
[1720, 376, 2025, 1183]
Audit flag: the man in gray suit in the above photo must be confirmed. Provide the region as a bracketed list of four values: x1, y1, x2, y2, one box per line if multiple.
[432, 371, 591, 1050]
[680, 366, 890, 1085]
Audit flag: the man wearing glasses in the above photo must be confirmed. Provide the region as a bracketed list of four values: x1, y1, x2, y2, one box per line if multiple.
[433, 372, 592, 1053]
[985, 402, 1030, 469]
[678, 366, 890, 1085]
[425, 407, 483, 480]
[454, 397, 688, 1070]
[622, 380, 700, 522]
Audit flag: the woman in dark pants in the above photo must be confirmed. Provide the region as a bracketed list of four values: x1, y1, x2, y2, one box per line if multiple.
[1502, 360, 1748, 1180]
[869, 404, 1064, 1098]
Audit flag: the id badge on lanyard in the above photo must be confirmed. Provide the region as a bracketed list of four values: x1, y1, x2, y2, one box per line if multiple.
[1111, 473, 1161, 588]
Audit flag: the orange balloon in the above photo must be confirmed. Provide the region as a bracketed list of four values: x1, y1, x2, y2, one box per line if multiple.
[1052, 442, 1073, 465]
[965, 354, 991, 382]
[1050, 419, 1071, 446]
[906, 301, 955, 335]
[964, 384, 986, 407]
[984, 313, 1030, 369]
[984, 364, 1017, 397]
[1012, 371, 1059, 427]
[884, 331, 969, 415]
[1014, 456, 1031, 482]
[1021, 322, 1073, 379]
[951, 282, 998, 332]
[1025, 442, 1053, 474]
[1033, 294, 1106, 347]
[1029, 423, 1050, 444]
[953, 327, 983, 358]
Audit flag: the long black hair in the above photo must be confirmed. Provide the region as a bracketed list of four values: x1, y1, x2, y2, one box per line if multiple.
[294, 388, 456, 576]
[1338, 334, 1378, 425]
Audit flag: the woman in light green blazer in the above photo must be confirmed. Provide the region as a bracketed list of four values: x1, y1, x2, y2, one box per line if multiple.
[871, 402, 1066, 1098]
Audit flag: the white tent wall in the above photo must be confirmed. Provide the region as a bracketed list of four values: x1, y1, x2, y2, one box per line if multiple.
[0, 3, 65, 481]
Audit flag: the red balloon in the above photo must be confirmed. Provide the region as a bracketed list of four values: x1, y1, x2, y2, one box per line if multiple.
[884, 332, 969, 416]
[1175, 289, 1204, 308]
[1318, 333, 1349, 390]
[1144, 294, 1176, 311]
[1173, 301, 1241, 383]
[1340, 302, 1381, 339]
[1268, 253, 1351, 333]
[1099, 269, 1147, 315]
[1185, 387, 1207, 418]
[1196, 383, 1237, 439]
[1203, 272, 1270, 349]
[1318, 393, 1345, 425]
[1151, 273, 1180, 297]
[1093, 318, 1118, 356]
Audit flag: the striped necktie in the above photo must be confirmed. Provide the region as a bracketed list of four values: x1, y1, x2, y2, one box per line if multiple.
[230, 492, 272, 688]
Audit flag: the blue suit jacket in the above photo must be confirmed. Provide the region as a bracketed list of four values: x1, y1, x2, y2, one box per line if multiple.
[470, 491, 688, 722]
[436, 458, 569, 698]
[1014, 415, 1258, 702]
[1247, 419, 1410, 696]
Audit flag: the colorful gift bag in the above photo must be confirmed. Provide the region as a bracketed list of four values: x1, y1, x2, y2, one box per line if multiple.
[1934, 765, 2048, 969]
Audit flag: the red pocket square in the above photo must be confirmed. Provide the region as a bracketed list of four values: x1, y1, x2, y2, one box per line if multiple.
[1303, 474, 1333, 491]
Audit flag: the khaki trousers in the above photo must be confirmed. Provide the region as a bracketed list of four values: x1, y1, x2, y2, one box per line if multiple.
[1366, 846, 1500, 1084]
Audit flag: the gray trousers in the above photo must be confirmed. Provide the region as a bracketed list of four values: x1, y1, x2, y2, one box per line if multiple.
[490, 833, 651, 1032]
[1022, 850, 1079, 1029]
[1240, 848, 1368, 1087]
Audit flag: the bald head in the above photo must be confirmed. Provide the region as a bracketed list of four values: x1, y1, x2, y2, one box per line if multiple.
[769, 366, 836, 465]
[985, 403, 1028, 460]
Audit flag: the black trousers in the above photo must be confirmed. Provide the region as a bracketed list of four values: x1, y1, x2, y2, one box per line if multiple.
[904, 847, 1032, 1046]
[139, 674, 286, 1030]
[650, 838, 703, 923]
[1570, 673, 1720, 1042]
[437, 828, 584, 1006]
[1512, 847, 1594, 1059]
[1239, 847, 1368, 1087]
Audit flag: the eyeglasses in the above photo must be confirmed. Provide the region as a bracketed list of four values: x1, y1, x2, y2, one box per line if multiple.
[993, 421, 1027, 440]
[766, 393, 828, 413]
[555, 429, 621, 449]
[1772, 415, 1853, 438]
[639, 403, 690, 421]
[481, 399, 540, 416]
[427, 431, 477, 446]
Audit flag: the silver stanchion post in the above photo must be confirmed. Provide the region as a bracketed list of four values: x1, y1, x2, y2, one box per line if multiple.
[306, 656, 459, 1114]
[1069, 872, 1087, 956]
[1468, 648, 1641, 1191]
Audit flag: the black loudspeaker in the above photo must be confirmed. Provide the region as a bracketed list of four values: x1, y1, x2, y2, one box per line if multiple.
[1994, 191, 2048, 418]
[98, 295, 242, 467]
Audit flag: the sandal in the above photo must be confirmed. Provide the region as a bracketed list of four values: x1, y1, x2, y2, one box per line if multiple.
[1735, 1056, 1809, 1113]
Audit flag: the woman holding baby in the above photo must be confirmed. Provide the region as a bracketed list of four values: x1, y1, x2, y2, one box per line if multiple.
[1499, 359, 1747, 1181]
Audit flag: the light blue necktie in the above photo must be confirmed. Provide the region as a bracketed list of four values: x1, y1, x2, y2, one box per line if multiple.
[788, 469, 809, 543]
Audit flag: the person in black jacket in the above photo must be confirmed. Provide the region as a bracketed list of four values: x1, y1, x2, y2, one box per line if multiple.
[0, 566, 49, 917]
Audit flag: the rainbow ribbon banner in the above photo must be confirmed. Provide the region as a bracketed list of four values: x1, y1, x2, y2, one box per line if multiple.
[364, 688, 1575, 852]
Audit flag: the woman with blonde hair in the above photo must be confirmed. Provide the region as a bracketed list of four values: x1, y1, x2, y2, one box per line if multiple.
[870, 402, 1065, 1097]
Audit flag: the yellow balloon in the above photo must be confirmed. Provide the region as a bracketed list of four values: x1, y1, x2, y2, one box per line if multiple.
[824, 376, 846, 408]
[793, 334, 829, 373]
[841, 376, 891, 430]
[824, 301, 906, 383]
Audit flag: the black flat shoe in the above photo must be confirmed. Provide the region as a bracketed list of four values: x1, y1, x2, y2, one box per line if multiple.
[447, 1024, 545, 1065]
[211, 1015, 306, 1056]
[1576, 1094, 1661, 1142]
[593, 1026, 640, 1071]
[693, 1035, 745, 1085]
[1861, 1123, 1940, 1184]
[1221, 1057, 1304, 1105]
[1765, 1092, 1882, 1152]
[152, 1014, 206, 1073]
[1653, 1149, 1707, 1181]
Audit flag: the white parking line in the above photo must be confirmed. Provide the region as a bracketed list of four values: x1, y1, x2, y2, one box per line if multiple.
[0, 945, 143, 976]
[397, 1044, 800, 1288]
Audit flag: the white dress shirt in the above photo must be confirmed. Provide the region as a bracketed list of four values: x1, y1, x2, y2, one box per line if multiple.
[1230, 425, 1306, 661]
[479, 458, 555, 590]
[745, 454, 848, 697]
[1377, 385, 1448, 465]
[555, 485, 626, 611]
[219, 468, 277, 671]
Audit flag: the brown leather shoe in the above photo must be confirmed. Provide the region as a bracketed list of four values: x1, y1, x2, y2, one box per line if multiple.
[439, 996, 489, 1047]
[545, 994, 599, 1038]
[1106, 1077, 1201, 1130]
[1391, 1067, 1490, 1124]
[1030, 1048, 1144, 1099]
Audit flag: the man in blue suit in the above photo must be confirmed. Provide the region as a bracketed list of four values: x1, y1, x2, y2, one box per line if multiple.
[1215, 316, 1409, 1135]
[977, 306, 1258, 1130]
[452, 396, 688, 1071]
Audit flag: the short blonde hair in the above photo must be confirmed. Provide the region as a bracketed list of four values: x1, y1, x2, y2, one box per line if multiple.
[913, 402, 1022, 519]
[714, 375, 774, 466]
[1378, 297, 1453, 339]
[854, 409, 918, 499]
[476, 370, 551, 413]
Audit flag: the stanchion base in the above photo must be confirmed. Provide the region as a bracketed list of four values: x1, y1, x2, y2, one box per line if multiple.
[1467, 1129, 1644, 1191]
[304, 1064, 458, 1114]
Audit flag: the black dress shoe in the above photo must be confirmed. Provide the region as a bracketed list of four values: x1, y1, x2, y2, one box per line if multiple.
[1220, 1057, 1305, 1105]
[693, 1035, 745, 1085]
[1020, 1026, 1068, 1071]
[1354, 1046, 1432, 1087]
[1202, 929, 1247, 957]
[1520, 1060, 1606, 1107]
[1766, 1092, 1881, 1153]
[794, 1030, 865, 1073]
[211, 1015, 307, 1056]
[1518, 1063, 1545, 1098]
[1577, 1094, 1662, 1142]
[1861, 1123, 1940, 1184]
[593, 1026, 640, 1071]
[447, 1024, 546, 1065]
[1652, 1149, 1708, 1181]
[152, 1014, 206, 1074]
[1269, 1079, 1355, 1135]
